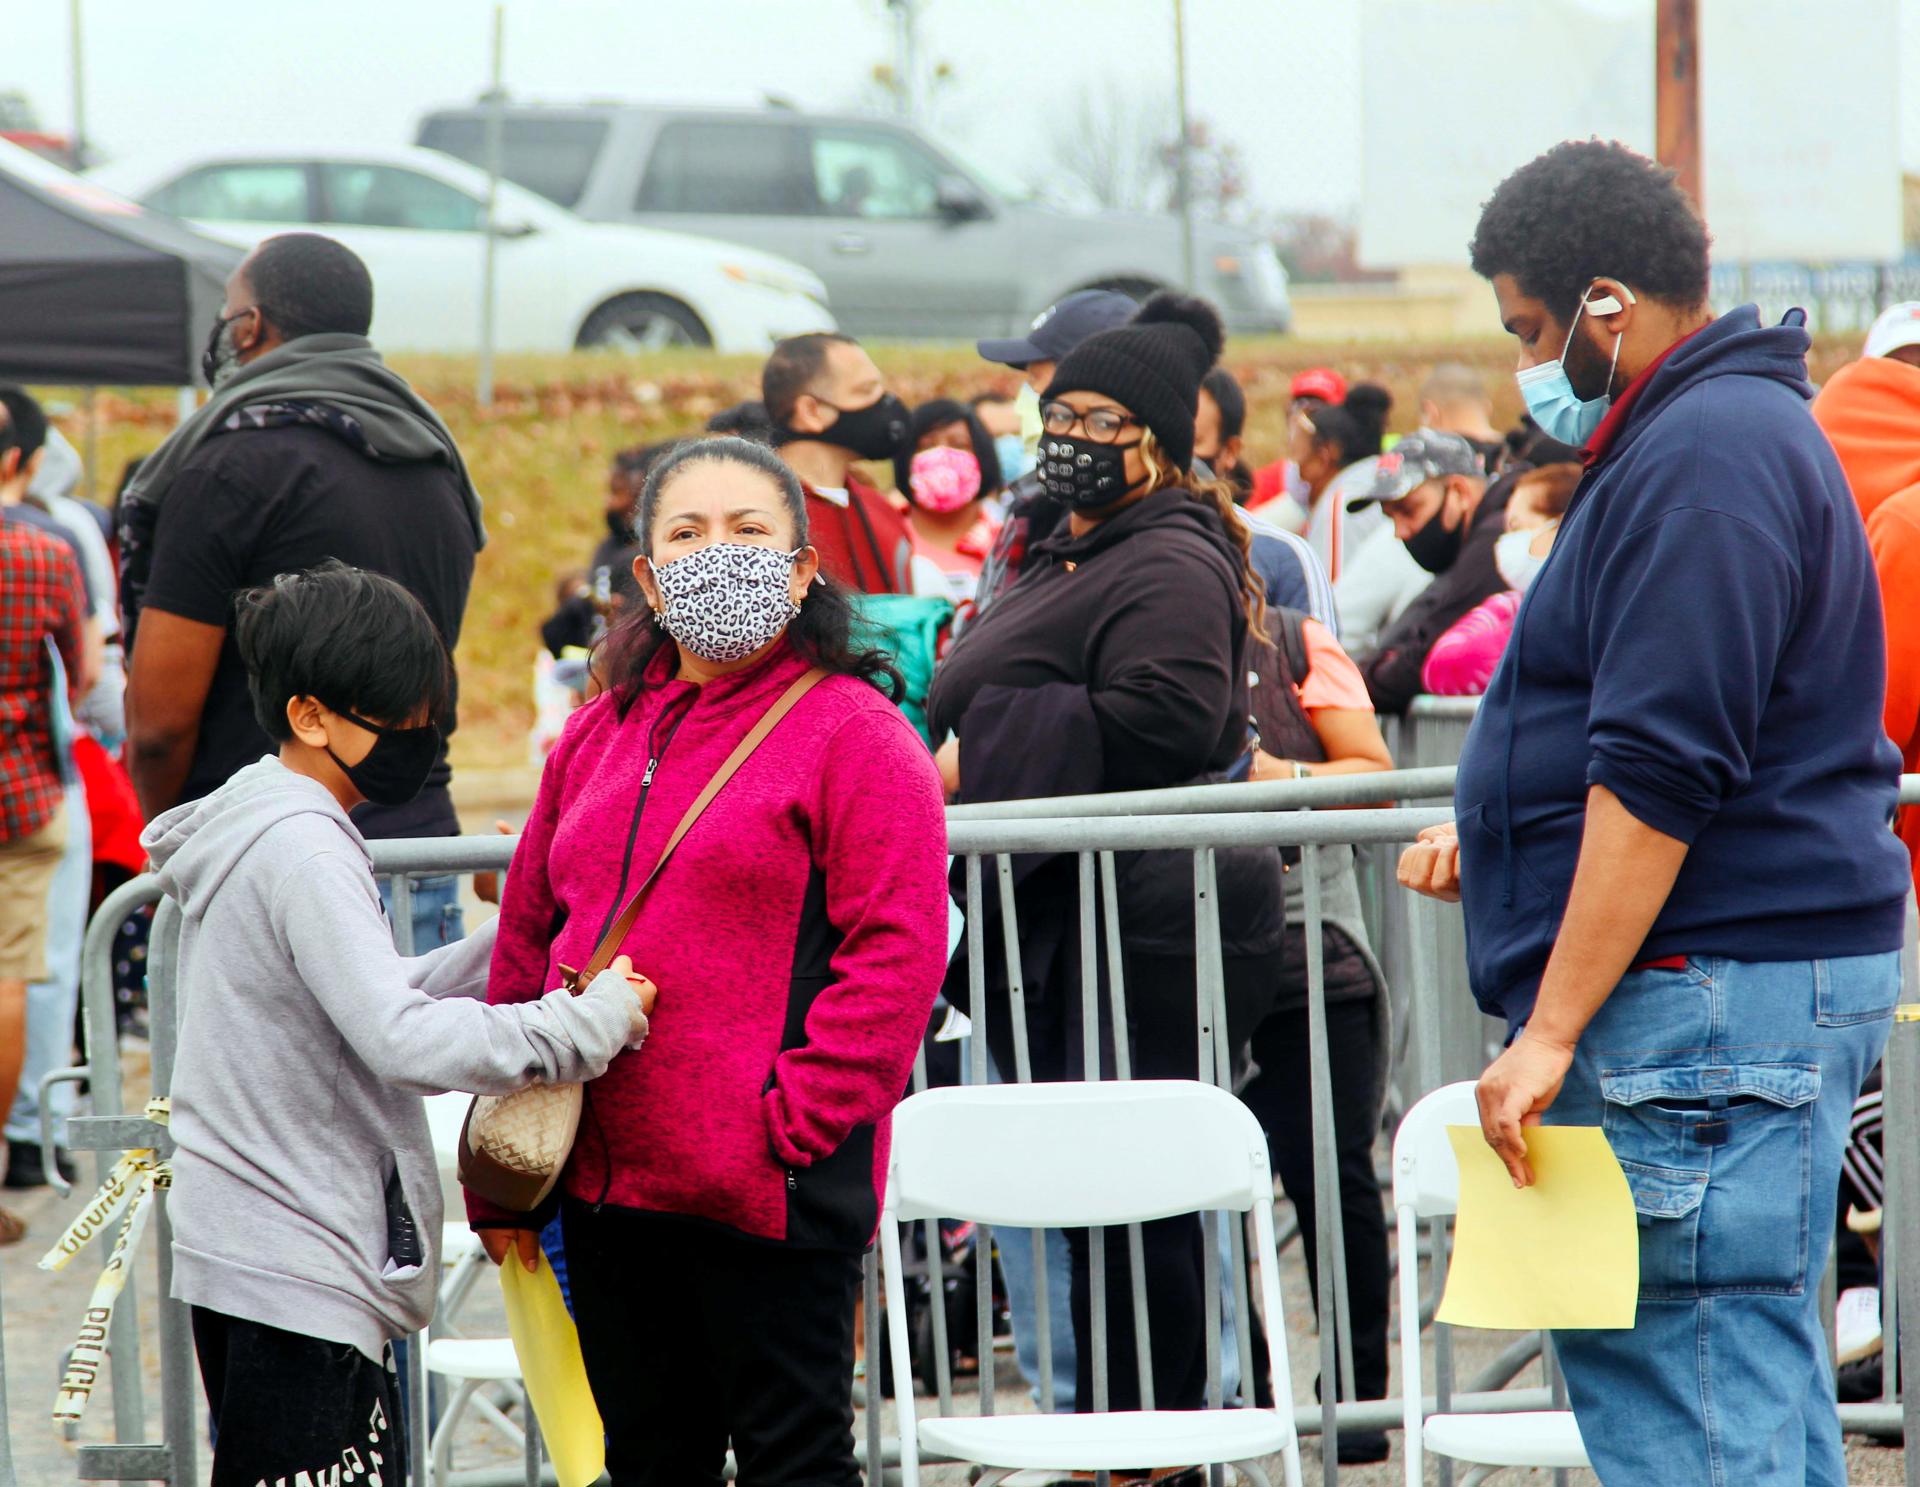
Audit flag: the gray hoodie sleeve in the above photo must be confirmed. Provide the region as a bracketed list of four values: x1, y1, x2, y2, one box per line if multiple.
[273, 848, 640, 1097]
[405, 917, 498, 1000]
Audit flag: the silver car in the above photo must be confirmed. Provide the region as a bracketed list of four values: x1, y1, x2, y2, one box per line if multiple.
[416, 102, 1292, 341]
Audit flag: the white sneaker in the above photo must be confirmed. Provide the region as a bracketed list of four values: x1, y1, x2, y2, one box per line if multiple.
[1836, 1286, 1883, 1365]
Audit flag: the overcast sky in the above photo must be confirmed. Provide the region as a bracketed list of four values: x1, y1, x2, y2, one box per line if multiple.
[7, 0, 1918, 220]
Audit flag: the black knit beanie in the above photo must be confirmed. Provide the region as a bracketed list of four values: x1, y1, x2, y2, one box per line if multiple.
[1042, 292, 1226, 472]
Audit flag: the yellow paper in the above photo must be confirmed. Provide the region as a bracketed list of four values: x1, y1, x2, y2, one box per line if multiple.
[499, 1256, 606, 1487]
[1436, 1124, 1639, 1330]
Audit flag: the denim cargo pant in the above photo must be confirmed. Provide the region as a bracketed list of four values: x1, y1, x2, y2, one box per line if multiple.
[1543, 952, 1897, 1486]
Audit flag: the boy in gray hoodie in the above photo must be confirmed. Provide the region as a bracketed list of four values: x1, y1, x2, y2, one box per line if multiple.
[141, 561, 648, 1485]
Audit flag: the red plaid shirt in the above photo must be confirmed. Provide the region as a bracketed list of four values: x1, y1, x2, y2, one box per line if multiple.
[0, 522, 86, 842]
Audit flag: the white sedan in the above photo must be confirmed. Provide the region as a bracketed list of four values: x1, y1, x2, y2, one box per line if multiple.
[87, 144, 835, 354]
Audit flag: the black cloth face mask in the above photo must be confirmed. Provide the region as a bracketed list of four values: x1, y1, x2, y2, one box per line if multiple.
[814, 393, 911, 461]
[201, 309, 250, 388]
[1403, 500, 1466, 575]
[324, 707, 442, 807]
[1038, 434, 1142, 513]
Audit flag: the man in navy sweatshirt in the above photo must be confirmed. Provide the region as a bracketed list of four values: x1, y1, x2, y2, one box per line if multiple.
[1399, 141, 1909, 1486]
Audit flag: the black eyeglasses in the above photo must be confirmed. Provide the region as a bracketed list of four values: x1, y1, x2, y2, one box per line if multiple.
[1040, 400, 1141, 444]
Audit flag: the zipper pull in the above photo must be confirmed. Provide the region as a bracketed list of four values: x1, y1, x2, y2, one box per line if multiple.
[786, 1170, 798, 1192]
[641, 758, 659, 788]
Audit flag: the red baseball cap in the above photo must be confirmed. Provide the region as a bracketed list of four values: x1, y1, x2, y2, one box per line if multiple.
[1290, 367, 1348, 405]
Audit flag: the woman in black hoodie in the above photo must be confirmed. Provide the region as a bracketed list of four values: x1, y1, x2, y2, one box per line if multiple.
[927, 294, 1283, 1419]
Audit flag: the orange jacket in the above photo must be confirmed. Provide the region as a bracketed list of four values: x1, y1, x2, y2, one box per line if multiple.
[1812, 357, 1920, 881]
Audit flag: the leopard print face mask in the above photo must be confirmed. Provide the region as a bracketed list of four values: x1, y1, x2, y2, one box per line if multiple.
[650, 542, 804, 663]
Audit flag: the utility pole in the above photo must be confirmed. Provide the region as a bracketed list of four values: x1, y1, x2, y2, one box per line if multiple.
[1172, 0, 1197, 292]
[1655, 0, 1702, 207]
[67, 0, 86, 168]
[72, 0, 96, 495]
[476, 4, 505, 408]
[887, 0, 921, 122]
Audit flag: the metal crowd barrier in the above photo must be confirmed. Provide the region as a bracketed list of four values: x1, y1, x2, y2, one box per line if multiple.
[1381, 697, 1501, 1106]
[927, 804, 1451, 1487]
[949, 764, 1479, 1128]
[12, 762, 1920, 1487]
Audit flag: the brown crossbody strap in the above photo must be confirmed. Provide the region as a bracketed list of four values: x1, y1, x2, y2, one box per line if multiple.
[560, 667, 829, 992]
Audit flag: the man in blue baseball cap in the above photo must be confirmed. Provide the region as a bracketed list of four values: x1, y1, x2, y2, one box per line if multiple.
[977, 289, 1141, 393]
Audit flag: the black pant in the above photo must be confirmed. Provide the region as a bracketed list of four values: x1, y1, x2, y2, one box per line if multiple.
[1238, 994, 1390, 1402]
[192, 1307, 402, 1487]
[563, 1199, 864, 1486]
[986, 942, 1281, 1415]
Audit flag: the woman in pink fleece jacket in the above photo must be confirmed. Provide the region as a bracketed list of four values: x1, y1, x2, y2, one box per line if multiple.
[468, 437, 949, 1486]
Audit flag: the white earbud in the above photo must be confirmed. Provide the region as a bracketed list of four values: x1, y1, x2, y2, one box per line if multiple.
[1583, 283, 1638, 317]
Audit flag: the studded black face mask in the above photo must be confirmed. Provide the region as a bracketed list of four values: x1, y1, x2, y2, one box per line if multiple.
[1037, 434, 1143, 513]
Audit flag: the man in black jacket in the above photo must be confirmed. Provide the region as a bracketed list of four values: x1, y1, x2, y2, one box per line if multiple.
[1348, 429, 1511, 713]
[124, 233, 482, 949]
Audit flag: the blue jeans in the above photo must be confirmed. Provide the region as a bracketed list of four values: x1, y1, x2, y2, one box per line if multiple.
[381, 875, 465, 1438]
[378, 874, 466, 953]
[1544, 952, 1896, 1486]
[6, 782, 89, 1146]
[995, 1220, 1077, 1412]
[984, 1049, 1078, 1411]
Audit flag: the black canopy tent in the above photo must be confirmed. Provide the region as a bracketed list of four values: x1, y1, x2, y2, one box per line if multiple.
[0, 139, 240, 386]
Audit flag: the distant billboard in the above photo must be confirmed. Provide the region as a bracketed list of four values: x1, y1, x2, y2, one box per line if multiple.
[1358, 0, 1901, 269]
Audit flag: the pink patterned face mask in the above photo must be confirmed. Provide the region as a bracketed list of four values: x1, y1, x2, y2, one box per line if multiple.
[909, 446, 982, 514]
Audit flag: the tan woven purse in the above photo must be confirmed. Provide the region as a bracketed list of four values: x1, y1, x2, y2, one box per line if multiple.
[459, 668, 828, 1212]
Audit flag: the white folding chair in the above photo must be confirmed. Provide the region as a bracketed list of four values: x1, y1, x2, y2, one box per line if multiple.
[424, 1093, 493, 1334]
[424, 1090, 472, 1215]
[1393, 1081, 1588, 1484]
[420, 1091, 542, 1482]
[425, 1330, 542, 1485]
[883, 1080, 1303, 1487]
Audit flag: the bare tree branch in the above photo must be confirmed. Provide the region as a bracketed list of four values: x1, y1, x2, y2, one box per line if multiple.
[1050, 79, 1176, 212]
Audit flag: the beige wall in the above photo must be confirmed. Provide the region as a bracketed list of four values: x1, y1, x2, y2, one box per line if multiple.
[1291, 265, 1507, 343]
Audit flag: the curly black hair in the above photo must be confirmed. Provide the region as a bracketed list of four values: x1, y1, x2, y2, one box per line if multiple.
[597, 436, 901, 712]
[1470, 140, 1711, 323]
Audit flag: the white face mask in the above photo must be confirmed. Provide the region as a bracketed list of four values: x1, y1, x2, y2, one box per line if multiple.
[1015, 382, 1045, 457]
[1494, 525, 1556, 593]
[649, 542, 802, 663]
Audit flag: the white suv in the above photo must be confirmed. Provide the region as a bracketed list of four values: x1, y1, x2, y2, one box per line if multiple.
[88, 144, 835, 354]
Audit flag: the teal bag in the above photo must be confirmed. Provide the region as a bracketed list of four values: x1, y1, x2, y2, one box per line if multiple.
[849, 593, 954, 746]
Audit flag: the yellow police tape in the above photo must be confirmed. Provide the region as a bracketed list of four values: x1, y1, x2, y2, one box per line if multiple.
[39, 1098, 171, 1435]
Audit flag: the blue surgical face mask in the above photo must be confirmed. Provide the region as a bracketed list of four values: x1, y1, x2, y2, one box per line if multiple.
[994, 431, 1034, 482]
[1514, 283, 1634, 446]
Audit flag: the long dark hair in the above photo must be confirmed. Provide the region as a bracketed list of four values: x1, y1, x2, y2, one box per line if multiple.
[1135, 428, 1269, 645]
[598, 436, 902, 712]
[892, 398, 1004, 503]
